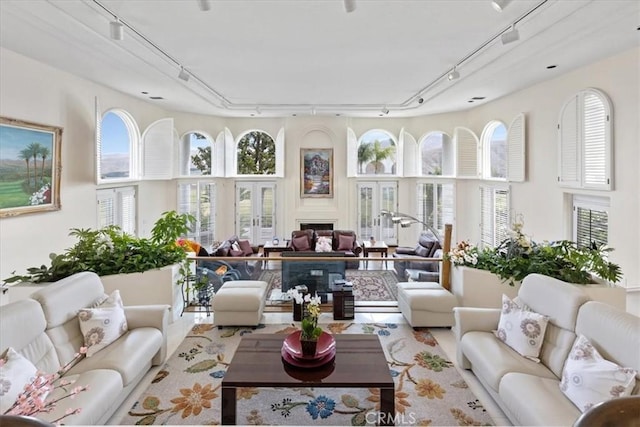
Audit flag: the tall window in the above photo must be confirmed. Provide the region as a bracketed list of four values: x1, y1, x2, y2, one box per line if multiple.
[416, 181, 455, 237]
[480, 185, 510, 248]
[419, 132, 454, 176]
[181, 132, 213, 176]
[177, 181, 216, 249]
[97, 186, 136, 235]
[98, 110, 139, 182]
[573, 195, 608, 249]
[237, 130, 275, 175]
[357, 130, 397, 175]
[481, 121, 507, 179]
[558, 88, 612, 190]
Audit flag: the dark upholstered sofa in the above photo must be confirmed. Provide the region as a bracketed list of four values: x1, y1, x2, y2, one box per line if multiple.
[208, 235, 263, 279]
[288, 229, 362, 269]
[393, 231, 442, 281]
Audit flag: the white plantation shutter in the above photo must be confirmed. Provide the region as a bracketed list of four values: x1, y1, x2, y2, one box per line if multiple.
[507, 113, 526, 182]
[416, 181, 455, 236]
[480, 185, 510, 248]
[395, 128, 404, 177]
[224, 127, 235, 177]
[97, 186, 137, 235]
[454, 127, 479, 178]
[214, 131, 226, 177]
[559, 95, 580, 187]
[582, 91, 610, 189]
[401, 129, 418, 177]
[347, 127, 358, 177]
[177, 181, 217, 248]
[275, 127, 285, 177]
[95, 97, 102, 184]
[558, 89, 612, 190]
[97, 190, 114, 228]
[142, 118, 174, 179]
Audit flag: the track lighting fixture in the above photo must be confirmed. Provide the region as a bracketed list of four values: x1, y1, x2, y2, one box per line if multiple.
[344, 0, 356, 13]
[447, 67, 460, 81]
[491, 0, 511, 12]
[109, 18, 124, 41]
[501, 25, 520, 44]
[178, 67, 190, 82]
[381, 107, 390, 115]
[197, 0, 211, 11]
[256, 106, 262, 115]
[311, 106, 316, 116]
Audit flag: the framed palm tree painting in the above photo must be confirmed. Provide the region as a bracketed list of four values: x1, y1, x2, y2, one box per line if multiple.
[301, 148, 333, 198]
[0, 116, 62, 217]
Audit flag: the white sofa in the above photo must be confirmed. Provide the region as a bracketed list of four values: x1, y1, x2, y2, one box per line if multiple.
[454, 273, 640, 426]
[0, 272, 169, 425]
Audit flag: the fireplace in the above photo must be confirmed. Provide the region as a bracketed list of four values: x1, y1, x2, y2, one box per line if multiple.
[300, 222, 334, 231]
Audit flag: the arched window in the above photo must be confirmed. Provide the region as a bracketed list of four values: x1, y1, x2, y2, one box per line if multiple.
[419, 131, 453, 176]
[481, 121, 507, 180]
[236, 130, 276, 175]
[180, 131, 213, 176]
[98, 110, 139, 182]
[357, 129, 397, 175]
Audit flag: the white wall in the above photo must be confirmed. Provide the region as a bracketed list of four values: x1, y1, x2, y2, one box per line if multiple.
[1, 46, 638, 303]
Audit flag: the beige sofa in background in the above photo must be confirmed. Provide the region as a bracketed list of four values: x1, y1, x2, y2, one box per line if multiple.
[454, 273, 640, 426]
[0, 272, 169, 425]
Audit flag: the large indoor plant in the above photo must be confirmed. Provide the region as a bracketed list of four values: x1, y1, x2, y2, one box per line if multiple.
[3, 210, 195, 284]
[448, 219, 622, 286]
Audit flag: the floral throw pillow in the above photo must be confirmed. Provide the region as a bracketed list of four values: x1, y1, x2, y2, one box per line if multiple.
[0, 347, 38, 413]
[560, 334, 637, 412]
[495, 294, 549, 362]
[78, 290, 128, 357]
[315, 236, 332, 252]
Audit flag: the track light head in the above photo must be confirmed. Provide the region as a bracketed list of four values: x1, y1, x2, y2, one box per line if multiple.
[447, 68, 460, 81]
[178, 67, 190, 82]
[109, 19, 124, 41]
[491, 0, 511, 12]
[501, 26, 520, 44]
[197, 0, 211, 11]
[344, 0, 356, 13]
[382, 107, 390, 115]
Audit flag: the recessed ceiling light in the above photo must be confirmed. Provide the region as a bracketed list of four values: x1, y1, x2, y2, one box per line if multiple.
[468, 100, 474, 103]
[149, 96, 164, 100]
[141, 91, 148, 94]
[472, 96, 486, 100]
[546, 65, 557, 69]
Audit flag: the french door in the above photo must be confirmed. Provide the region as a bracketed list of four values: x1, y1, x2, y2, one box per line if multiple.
[235, 182, 276, 244]
[356, 181, 398, 245]
[177, 181, 216, 249]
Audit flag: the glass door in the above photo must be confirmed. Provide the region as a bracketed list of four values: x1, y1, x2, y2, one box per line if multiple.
[357, 181, 398, 245]
[235, 182, 276, 244]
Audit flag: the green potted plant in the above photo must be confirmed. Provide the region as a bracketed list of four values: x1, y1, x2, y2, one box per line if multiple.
[447, 217, 623, 309]
[3, 211, 196, 321]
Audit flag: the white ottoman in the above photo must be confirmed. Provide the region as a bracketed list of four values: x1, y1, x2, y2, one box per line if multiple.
[212, 280, 268, 327]
[397, 282, 459, 327]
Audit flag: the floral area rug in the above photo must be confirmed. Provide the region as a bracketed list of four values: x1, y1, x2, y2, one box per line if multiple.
[119, 322, 493, 426]
[259, 270, 399, 301]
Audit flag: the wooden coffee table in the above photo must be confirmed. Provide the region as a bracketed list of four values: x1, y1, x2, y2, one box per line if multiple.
[362, 240, 389, 269]
[221, 333, 395, 425]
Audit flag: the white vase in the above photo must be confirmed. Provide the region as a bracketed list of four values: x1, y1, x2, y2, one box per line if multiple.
[450, 266, 521, 309]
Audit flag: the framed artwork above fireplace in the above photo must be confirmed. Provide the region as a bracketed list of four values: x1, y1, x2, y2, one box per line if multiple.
[301, 148, 333, 198]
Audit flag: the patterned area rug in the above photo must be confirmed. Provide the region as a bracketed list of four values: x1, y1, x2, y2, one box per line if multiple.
[119, 322, 493, 426]
[259, 270, 399, 301]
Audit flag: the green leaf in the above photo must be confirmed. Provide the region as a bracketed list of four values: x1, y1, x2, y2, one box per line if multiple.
[341, 394, 360, 408]
[185, 359, 218, 373]
[142, 396, 160, 410]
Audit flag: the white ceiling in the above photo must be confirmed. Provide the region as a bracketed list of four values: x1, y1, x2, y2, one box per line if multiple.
[1, 0, 638, 118]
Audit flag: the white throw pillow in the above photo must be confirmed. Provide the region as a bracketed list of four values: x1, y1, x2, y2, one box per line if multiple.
[315, 236, 332, 252]
[560, 334, 637, 412]
[495, 294, 549, 362]
[78, 290, 128, 357]
[0, 347, 38, 413]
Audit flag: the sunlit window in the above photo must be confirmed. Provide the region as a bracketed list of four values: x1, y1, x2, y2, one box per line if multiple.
[357, 129, 397, 175]
[481, 121, 507, 179]
[236, 130, 276, 175]
[98, 110, 138, 182]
